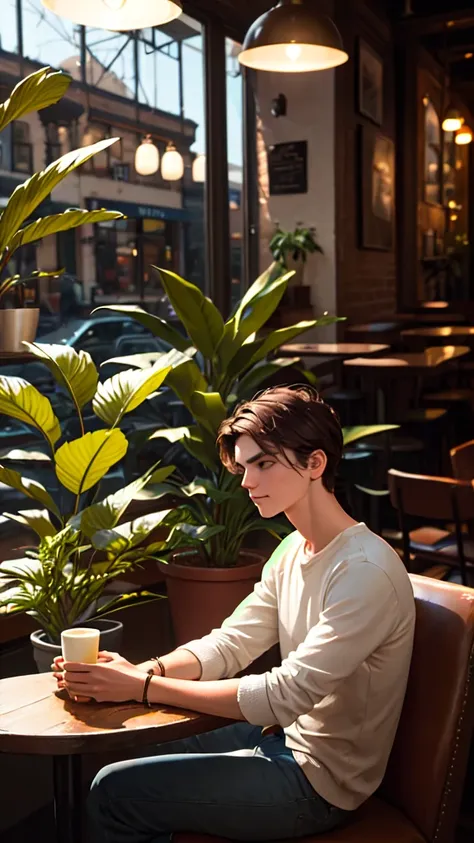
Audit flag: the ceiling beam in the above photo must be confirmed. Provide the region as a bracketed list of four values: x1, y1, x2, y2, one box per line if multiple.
[397, 10, 474, 37]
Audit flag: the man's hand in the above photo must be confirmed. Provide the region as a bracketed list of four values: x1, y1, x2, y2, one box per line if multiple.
[52, 651, 146, 703]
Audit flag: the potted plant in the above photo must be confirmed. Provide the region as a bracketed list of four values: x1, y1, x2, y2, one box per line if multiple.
[95, 266, 393, 643]
[269, 223, 323, 287]
[0, 340, 195, 670]
[0, 66, 124, 351]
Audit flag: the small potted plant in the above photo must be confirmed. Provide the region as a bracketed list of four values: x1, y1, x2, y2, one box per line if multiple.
[0, 340, 192, 670]
[0, 66, 124, 351]
[269, 223, 323, 287]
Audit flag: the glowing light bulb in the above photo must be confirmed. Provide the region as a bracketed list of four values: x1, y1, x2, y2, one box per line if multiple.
[285, 43, 302, 62]
[103, 0, 126, 9]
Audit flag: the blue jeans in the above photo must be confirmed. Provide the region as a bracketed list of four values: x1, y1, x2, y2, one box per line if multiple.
[87, 722, 349, 843]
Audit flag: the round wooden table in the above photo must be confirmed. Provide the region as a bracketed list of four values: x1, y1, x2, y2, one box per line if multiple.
[0, 673, 232, 843]
[279, 342, 390, 358]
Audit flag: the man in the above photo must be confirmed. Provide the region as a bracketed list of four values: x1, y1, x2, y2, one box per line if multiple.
[54, 385, 416, 842]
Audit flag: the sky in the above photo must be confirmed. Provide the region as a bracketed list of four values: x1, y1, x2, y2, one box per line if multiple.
[0, 0, 243, 171]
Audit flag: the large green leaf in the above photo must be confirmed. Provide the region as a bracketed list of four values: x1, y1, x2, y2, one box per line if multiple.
[233, 263, 284, 316]
[236, 357, 301, 398]
[149, 426, 192, 444]
[0, 465, 59, 516]
[0, 138, 119, 253]
[0, 448, 50, 462]
[215, 266, 288, 372]
[3, 509, 56, 539]
[181, 478, 234, 504]
[189, 391, 227, 434]
[157, 267, 225, 359]
[342, 425, 399, 448]
[92, 590, 165, 619]
[92, 361, 172, 427]
[24, 342, 98, 409]
[70, 465, 175, 538]
[0, 269, 64, 301]
[247, 320, 321, 366]
[55, 429, 128, 495]
[165, 359, 208, 406]
[0, 67, 71, 134]
[9, 209, 124, 254]
[92, 305, 191, 352]
[225, 336, 266, 380]
[166, 522, 225, 547]
[150, 425, 218, 471]
[91, 510, 173, 553]
[234, 273, 293, 342]
[0, 376, 60, 446]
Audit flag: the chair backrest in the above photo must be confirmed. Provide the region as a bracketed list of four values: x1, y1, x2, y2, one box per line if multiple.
[388, 467, 474, 522]
[450, 438, 474, 481]
[380, 575, 474, 843]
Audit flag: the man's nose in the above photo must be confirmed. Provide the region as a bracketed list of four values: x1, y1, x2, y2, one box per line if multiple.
[241, 469, 257, 490]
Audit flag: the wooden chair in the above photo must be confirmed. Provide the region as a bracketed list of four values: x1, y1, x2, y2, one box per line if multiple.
[388, 468, 474, 586]
[450, 438, 474, 482]
[175, 575, 474, 843]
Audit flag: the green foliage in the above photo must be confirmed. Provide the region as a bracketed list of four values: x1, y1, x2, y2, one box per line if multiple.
[0, 67, 124, 301]
[269, 224, 323, 267]
[0, 342, 190, 642]
[95, 264, 345, 567]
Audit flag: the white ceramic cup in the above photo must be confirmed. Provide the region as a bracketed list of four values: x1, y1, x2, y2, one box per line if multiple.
[61, 627, 100, 664]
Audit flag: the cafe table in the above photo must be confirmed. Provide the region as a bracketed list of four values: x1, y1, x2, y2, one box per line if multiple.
[343, 345, 470, 421]
[401, 325, 474, 351]
[0, 672, 233, 843]
[279, 342, 390, 358]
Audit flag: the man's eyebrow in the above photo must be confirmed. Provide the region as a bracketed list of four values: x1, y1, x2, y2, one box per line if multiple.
[235, 450, 270, 467]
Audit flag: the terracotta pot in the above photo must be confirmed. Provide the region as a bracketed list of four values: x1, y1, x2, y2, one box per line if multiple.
[0, 308, 39, 352]
[158, 550, 265, 645]
[30, 618, 124, 673]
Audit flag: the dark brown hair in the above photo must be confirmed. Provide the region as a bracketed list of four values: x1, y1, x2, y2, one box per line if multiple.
[217, 385, 343, 492]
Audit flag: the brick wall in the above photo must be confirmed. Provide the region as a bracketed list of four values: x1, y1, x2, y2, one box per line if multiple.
[335, 0, 397, 327]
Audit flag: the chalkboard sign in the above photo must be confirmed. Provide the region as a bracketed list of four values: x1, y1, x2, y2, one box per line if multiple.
[268, 141, 308, 195]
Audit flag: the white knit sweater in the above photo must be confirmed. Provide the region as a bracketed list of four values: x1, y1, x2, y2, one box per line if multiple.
[182, 523, 415, 810]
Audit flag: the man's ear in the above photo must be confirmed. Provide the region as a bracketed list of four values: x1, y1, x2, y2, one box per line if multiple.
[309, 449, 327, 481]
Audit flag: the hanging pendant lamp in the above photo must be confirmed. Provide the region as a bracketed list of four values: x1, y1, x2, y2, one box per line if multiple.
[161, 142, 184, 181]
[192, 153, 206, 183]
[455, 125, 473, 145]
[135, 136, 159, 176]
[442, 107, 463, 132]
[239, 0, 348, 73]
[41, 0, 182, 31]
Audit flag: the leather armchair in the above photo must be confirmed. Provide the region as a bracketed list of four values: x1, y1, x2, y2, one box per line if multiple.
[176, 575, 474, 843]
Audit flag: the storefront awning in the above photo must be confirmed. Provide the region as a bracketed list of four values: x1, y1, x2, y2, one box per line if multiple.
[86, 197, 194, 222]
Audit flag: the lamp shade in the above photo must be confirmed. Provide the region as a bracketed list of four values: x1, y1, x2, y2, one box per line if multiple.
[135, 136, 159, 176]
[161, 143, 184, 181]
[41, 0, 182, 31]
[455, 125, 473, 145]
[239, 0, 348, 73]
[192, 153, 206, 182]
[442, 107, 463, 132]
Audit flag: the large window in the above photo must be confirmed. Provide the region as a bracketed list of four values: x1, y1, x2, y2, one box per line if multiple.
[226, 38, 244, 305]
[0, 3, 255, 311]
[22, 0, 79, 67]
[85, 29, 135, 99]
[1, 1, 18, 53]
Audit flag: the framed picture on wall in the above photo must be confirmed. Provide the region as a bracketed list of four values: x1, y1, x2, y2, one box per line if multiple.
[423, 97, 442, 205]
[359, 126, 394, 250]
[358, 39, 383, 125]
